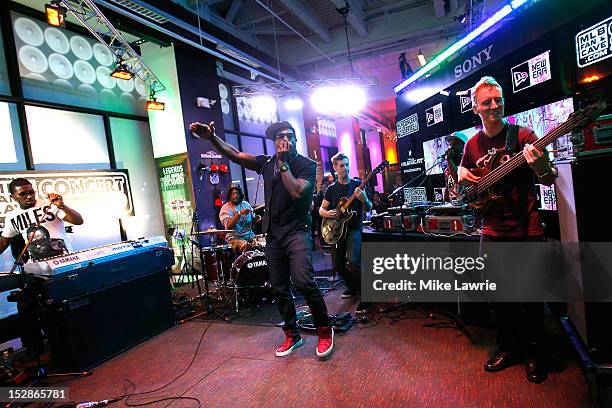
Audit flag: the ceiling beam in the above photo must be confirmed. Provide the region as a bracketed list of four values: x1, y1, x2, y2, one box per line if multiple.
[330, 0, 367, 37]
[237, 9, 287, 28]
[225, 0, 242, 23]
[274, 0, 333, 43]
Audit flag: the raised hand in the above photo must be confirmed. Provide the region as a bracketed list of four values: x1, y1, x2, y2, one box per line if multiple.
[189, 121, 215, 140]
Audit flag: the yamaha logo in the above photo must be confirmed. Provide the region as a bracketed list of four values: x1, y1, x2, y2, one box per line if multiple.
[247, 260, 267, 268]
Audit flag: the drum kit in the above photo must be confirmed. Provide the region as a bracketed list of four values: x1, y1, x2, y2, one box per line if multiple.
[190, 227, 271, 314]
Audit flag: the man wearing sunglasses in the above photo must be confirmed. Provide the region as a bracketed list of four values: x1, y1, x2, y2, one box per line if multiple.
[190, 120, 333, 359]
[0, 178, 83, 259]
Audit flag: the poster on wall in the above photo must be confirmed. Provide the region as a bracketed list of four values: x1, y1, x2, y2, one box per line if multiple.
[0, 170, 133, 230]
[155, 153, 194, 246]
[425, 103, 444, 126]
[397, 113, 419, 138]
[575, 16, 612, 68]
[511, 50, 552, 93]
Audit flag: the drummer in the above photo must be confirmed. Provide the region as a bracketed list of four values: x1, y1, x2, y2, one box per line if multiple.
[219, 185, 261, 252]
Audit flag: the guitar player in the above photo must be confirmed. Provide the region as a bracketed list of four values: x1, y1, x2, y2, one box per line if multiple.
[319, 152, 372, 314]
[458, 76, 557, 384]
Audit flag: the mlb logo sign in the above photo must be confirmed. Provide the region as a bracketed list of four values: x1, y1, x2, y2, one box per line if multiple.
[426, 103, 443, 127]
[511, 51, 552, 93]
[575, 16, 612, 68]
[460, 96, 472, 113]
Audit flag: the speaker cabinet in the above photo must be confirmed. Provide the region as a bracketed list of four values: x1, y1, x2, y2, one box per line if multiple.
[557, 154, 612, 363]
[43, 268, 174, 371]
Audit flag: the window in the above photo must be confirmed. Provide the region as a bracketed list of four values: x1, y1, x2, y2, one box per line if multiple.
[110, 118, 165, 240]
[25, 105, 110, 170]
[224, 133, 245, 189]
[0, 102, 26, 170]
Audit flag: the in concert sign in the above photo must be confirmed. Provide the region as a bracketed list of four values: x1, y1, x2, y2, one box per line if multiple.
[0, 170, 133, 230]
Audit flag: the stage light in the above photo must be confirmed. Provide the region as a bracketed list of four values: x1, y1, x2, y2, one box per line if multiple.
[311, 86, 366, 115]
[581, 74, 602, 84]
[417, 50, 427, 67]
[146, 98, 165, 111]
[110, 63, 134, 80]
[210, 164, 219, 172]
[45, 1, 67, 28]
[284, 97, 304, 111]
[394, 2, 529, 94]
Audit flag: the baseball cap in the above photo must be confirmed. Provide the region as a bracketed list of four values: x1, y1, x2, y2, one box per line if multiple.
[265, 121, 296, 140]
[445, 132, 468, 143]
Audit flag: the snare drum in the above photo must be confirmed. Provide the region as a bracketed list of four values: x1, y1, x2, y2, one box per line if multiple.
[230, 250, 269, 288]
[201, 244, 232, 282]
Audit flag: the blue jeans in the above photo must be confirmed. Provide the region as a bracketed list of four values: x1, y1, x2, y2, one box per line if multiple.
[265, 229, 330, 334]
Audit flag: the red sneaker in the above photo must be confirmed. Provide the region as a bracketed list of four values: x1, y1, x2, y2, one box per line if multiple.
[275, 334, 303, 357]
[316, 326, 334, 357]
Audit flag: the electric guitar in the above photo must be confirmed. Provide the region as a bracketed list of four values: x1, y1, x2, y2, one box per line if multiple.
[321, 160, 389, 245]
[460, 101, 606, 215]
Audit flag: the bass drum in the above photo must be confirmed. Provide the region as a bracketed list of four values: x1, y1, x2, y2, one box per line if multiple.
[230, 250, 269, 288]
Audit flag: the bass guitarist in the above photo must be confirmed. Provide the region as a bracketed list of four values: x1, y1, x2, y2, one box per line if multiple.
[458, 76, 556, 384]
[319, 152, 371, 313]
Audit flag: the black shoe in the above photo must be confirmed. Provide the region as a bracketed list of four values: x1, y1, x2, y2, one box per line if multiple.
[484, 350, 519, 372]
[526, 358, 546, 384]
[355, 301, 370, 313]
[341, 289, 354, 299]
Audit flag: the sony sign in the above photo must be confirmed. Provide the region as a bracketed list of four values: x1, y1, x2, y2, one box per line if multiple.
[575, 16, 612, 68]
[454, 45, 494, 78]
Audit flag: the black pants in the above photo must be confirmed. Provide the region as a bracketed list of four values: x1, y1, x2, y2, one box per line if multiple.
[266, 229, 330, 335]
[481, 234, 545, 357]
[331, 229, 362, 293]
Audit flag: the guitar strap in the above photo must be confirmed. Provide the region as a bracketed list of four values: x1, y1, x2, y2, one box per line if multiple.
[505, 124, 520, 153]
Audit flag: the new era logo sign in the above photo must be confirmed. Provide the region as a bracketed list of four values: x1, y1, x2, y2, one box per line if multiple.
[426, 103, 444, 127]
[460, 96, 472, 113]
[511, 51, 551, 93]
[513, 71, 529, 87]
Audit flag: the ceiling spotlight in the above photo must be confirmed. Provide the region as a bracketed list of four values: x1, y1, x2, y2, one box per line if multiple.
[45, 1, 67, 28]
[110, 63, 134, 80]
[417, 50, 427, 67]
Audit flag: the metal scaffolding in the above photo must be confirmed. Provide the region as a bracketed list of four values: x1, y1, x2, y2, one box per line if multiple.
[61, 0, 166, 95]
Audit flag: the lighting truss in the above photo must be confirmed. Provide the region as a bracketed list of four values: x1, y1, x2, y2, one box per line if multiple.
[59, 0, 165, 94]
[232, 76, 378, 97]
[394, 0, 533, 94]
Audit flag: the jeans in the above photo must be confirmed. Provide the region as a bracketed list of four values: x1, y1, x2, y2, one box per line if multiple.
[331, 228, 362, 293]
[265, 229, 331, 335]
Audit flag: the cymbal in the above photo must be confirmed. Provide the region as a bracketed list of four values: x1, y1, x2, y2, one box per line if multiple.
[192, 228, 233, 235]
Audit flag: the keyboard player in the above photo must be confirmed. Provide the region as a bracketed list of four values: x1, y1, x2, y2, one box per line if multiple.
[0, 178, 83, 262]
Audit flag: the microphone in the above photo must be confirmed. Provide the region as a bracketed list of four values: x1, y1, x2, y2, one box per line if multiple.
[437, 148, 451, 159]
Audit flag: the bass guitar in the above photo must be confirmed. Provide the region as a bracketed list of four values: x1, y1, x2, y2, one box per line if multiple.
[321, 160, 389, 245]
[460, 101, 606, 215]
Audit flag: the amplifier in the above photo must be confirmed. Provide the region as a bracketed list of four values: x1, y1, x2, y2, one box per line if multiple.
[572, 113, 612, 157]
[424, 215, 475, 234]
[43, 268, 174, 371]
[383, 214, 419, 231]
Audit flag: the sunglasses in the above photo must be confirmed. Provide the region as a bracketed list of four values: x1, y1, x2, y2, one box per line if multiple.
[274, 131, 295, 140]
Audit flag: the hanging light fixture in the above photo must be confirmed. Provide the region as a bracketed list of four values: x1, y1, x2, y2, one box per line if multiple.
[45, 0, 67, 27]
[146, 89, 165, 111]
[110, 61, 134, 80]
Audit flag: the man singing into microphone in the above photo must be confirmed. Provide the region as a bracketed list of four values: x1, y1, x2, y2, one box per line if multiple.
[0, 178, 83, 260]
[189, 120, 334, 358]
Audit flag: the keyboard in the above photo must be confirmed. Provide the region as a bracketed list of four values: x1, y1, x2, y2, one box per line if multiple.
[24, 236, 168, 276]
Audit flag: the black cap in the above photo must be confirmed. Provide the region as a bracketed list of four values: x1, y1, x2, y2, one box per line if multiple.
[265, 121, 296, 140]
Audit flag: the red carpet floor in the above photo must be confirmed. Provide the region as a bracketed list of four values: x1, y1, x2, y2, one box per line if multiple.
[55, 285, 594, 408]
